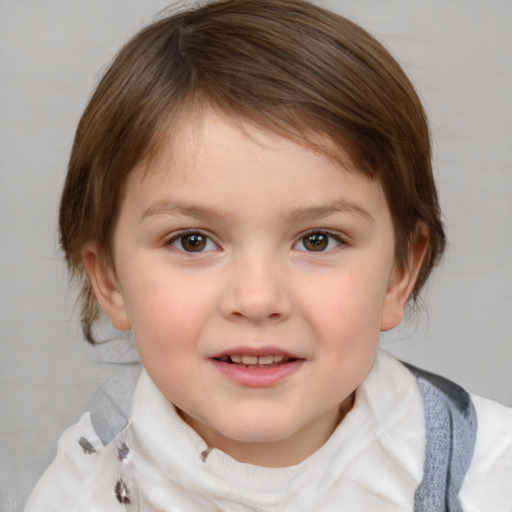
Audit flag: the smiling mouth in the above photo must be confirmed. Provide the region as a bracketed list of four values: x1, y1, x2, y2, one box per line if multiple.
[215, 354, 296, 368]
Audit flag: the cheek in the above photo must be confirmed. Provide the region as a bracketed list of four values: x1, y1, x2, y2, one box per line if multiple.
[129, 290, 212, 400]
[122, 270, 217, 355]
[299, 260, 392, 333]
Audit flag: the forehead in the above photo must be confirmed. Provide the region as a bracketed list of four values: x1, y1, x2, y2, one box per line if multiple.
[143, 101, 366, 176]
[122, 109, 389, 225]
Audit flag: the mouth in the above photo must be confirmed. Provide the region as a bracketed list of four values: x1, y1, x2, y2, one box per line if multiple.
[214, 354, 296, 369]
[210, 349, 303, 386]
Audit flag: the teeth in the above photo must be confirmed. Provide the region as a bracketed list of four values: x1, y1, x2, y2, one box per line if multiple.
[257, 355, 274, 365]
[221, 355, 291, 365]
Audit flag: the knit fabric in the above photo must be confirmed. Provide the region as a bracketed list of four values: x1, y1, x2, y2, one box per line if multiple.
[406, 365, 477, 512]
[24, 350, 512, 511]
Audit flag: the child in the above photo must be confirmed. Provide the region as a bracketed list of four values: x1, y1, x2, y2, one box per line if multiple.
[25, 0, 512, 510]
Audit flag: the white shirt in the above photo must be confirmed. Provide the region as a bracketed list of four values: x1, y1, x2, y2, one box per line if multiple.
[24, 350, 512, 511]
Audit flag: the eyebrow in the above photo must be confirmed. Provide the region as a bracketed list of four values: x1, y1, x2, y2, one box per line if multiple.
[140, 198, 374, 224]
[140, 201, 235, 223]
[283, 199, 375, 224]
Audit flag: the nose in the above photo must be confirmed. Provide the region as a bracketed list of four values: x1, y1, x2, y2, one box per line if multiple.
[220, 253, 292, 323]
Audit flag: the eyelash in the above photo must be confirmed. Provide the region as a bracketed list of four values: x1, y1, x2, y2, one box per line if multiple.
[165, 229, 346, 254]
[293, 230, 346, 253]
[165, 230, 219, 253]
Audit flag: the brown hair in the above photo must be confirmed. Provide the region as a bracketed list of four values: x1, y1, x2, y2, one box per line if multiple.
[59, 0, 445, 344]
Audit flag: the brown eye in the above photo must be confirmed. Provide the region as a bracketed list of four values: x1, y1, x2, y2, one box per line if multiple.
[295, 232, 342, 252]
[302, 233, 328, 251]
[180, 233, 207, 252]
[169, 232, 216, 253]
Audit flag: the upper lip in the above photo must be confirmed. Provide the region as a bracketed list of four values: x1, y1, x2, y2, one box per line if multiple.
[210, 346, 302, 359]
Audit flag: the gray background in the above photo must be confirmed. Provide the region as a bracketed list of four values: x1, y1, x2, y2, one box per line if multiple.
[1, 1, 511, 510]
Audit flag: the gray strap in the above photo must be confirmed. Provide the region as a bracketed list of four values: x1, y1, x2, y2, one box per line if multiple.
[90, 387, 130, 446]
[406, 364, 477, 512]
[89, 364, 141, 445]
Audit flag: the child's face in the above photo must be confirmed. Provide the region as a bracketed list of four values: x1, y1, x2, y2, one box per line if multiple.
[86, 110, 421, 466]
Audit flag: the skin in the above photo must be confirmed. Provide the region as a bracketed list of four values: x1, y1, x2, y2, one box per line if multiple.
[84, 109, 427, 468]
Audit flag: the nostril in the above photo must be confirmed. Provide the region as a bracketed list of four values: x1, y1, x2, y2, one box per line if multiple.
[219, 271, 291, 322]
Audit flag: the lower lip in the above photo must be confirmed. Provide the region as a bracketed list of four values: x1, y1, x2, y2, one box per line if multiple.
[210, 359, 303, 387]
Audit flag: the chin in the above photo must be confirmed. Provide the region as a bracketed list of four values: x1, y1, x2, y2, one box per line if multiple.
[216, 418, 300, 445]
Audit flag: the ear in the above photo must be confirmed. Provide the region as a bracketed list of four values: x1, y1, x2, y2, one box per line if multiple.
[380, 225, 429, 331]
[81, 244, 131, 331]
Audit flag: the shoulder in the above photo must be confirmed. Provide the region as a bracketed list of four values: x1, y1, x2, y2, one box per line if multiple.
[460, 393, 512, 511]
[398, 356, 512, 510]
[24, 412, 106, 511]
[406, 360, 512, 509]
